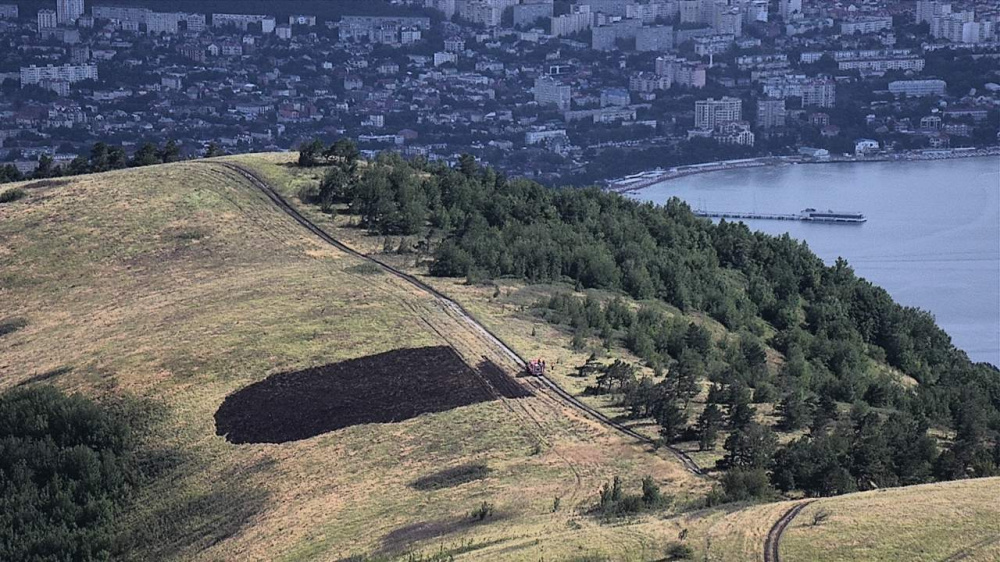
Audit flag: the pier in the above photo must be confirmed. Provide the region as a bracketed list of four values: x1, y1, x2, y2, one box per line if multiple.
[694, 209, 867, 224]
[694, 210, 801, 221]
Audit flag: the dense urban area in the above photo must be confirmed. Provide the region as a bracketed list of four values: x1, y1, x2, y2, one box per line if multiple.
[1, 0, 999, 185]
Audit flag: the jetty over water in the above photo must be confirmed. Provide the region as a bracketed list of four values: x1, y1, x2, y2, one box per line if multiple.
[694, 210, 801, 221]
[694, 208, 867, 224]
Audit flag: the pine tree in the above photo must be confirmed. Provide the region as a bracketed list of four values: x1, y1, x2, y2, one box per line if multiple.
[656, 399, 687, 444]
[160, 139, 181, 163]
[697, 403, 724, 451]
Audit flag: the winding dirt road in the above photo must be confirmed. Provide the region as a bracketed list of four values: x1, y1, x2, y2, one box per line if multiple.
[764, 501, 814, 562]
[203, 160, 705, 476]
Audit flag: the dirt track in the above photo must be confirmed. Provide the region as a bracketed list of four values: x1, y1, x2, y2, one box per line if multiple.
[764, 501, 814, 562]
[201, 160, 704, 475]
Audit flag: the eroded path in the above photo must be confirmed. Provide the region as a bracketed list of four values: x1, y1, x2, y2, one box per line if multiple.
[764, 501, 814, 562]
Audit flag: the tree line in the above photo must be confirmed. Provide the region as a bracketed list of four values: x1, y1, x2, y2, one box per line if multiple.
[301, 140, 1000, 500]
[0, 141, 226, 185]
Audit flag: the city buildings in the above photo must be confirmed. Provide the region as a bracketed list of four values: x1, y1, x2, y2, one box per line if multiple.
[756, 98, 787, 129]
[37, 9, 57, 29]
[551, 8, 593, 37]
[695, 97, 742, 130]
[0, 0, 996, 185]
[513, 1, 553, 29]
[20, 63, 98, 86]
[533, 76, 572, 110]
[888, 79, 947, 97]
[840, 17, 892, 35]
[212, 13, 277, 33]
[636, 25, 673, 51]
[777, 0, 802, 21]
[763, 75, 836, 108]
[56, 0, 84, 25]
[655, 56, 707, 89]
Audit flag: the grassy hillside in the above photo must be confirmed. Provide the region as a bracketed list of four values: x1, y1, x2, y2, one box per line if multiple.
[3, 156, 997, 562]
[0, 160, 707, 561]
[781, 477, 1000, 562]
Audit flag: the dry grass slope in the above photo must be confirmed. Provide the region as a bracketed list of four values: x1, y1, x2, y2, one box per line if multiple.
[781, 477, 1000, 562]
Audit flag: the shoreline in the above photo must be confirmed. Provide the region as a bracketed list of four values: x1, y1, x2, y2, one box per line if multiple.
[605, 145, 1000, 194]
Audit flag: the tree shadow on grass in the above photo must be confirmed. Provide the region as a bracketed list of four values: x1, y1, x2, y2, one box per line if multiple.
[117, 452, 272, 561]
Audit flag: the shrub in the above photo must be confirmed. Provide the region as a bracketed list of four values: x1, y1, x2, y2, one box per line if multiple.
[719, 468, 775, 503]
[471, 501, 494, 521]
[0, 317, 27, 337]
[0, 187, 26, 203]
[665, 542, 694, 559]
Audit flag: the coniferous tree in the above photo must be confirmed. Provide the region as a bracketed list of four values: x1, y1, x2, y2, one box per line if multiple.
[720, 422, 777, 470]
[656, 399, 687, 444]
[131, 142, 162, 167]
[160, 139, 181, 163]
[697, 403, 724, 451]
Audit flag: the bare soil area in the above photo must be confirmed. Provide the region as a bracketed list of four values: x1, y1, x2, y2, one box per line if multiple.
[215, 346, 531, 444]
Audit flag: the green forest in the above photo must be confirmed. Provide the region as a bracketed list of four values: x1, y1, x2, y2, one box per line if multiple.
[0, 386, 148, 561]
[302, 141, 1000, 501]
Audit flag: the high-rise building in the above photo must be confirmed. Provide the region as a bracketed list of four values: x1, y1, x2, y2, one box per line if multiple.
[679, 0, 700, 24]
[56, 0, 84, 25]
[0, 4, 18, 19]
[777, 0, 801, 21]
[513, 0, 553, 29]
[20, 63, 98, 86]
[636, 25, 674, 51]
[533, 76, 572, 110]
[38, 9, 57, 29]
[763, 75, 836, 107]
[931, 10, 973, 42]
[695, 96, 742, 130]
[743, 0, 768, 24]
[715, 8, 743, 36]
[756, 98, 786, 129]
[551, 9, 592, 36]
[424, 0, 456, 19]
[916, 0, 950, 25]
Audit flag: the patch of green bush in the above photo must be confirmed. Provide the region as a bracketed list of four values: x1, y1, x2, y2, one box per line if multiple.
[0, 317, 27, 337]
[0, 187, 26, 203]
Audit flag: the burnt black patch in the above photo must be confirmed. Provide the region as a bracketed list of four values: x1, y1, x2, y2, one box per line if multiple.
[214, 346, 530, 444]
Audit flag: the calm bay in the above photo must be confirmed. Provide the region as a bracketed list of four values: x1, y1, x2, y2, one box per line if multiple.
[633, 156, 1000, 366]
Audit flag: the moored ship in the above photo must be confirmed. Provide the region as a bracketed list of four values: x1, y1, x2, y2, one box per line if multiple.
[800, 208, 867, 223]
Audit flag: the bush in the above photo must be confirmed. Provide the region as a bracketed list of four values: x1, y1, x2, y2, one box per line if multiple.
[665, 542, 694, 559]
[0, 317, 27, 337]
[471, 501, 494, 521]
[0, 187, 26, 203]
[718, 468, 775, 503]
